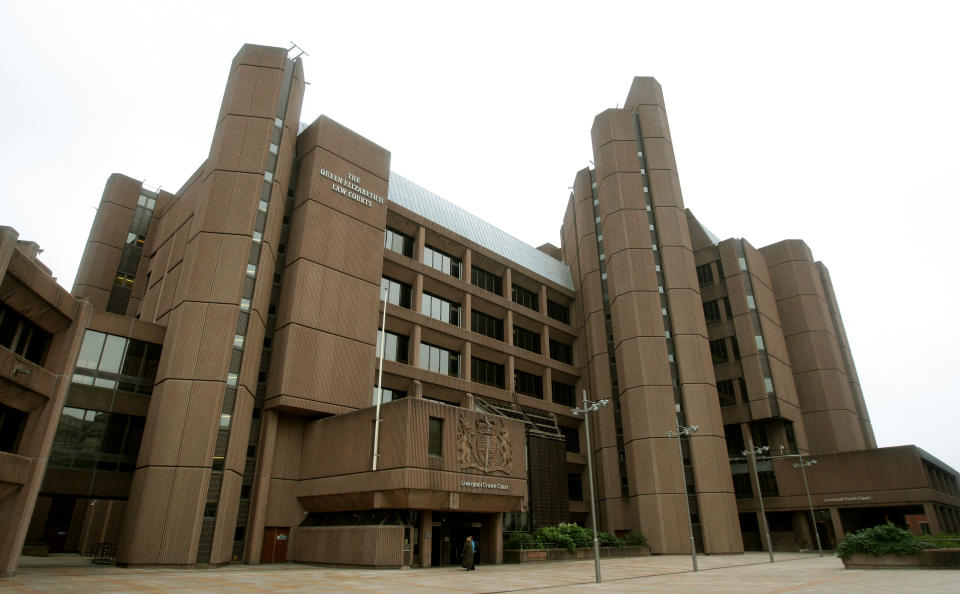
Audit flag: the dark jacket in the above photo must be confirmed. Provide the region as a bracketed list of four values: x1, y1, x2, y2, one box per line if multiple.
[462, 541, 475, 568]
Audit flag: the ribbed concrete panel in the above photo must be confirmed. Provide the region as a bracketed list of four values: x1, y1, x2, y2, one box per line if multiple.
[608, 291, 666, 341]
[72, 285, 109, 311]
[218, 64, 284, 122]
[156, 302, 236, 383]
[293, 526, 404, 566]
[207, 115, 273, 176]
[286, 200, 384, 285]
[209, 470, 242, 564]
[225, 387, 255, 474]
[387, 173, 572, 291]
[272, 416, 304, 480]
[267, 324, 376, 411]
[276, 259, 380, 344]
[192, 171, 262, 236]
[615, 338, 670, 388]
[698, 492, 743, 553]
[175, 233, 249, 305]
[73, 241, 123, 296]
[87, 200, 135, 249]
[624, 433, 681, 495]
[633, 493, 688, 553]
[137, 379, 223, 468]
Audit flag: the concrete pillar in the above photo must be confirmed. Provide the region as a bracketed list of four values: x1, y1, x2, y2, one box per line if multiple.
[420, 510, 432, 567]
[506, 356, 515, 393]
[461, 341, 472, 385]
[463, 293, 472, 331]
[923, 503, 943, 534]
[544, 367, 553, 403]
[415, 226, 425, 262]
[413, 273, 424, 313]
[489, 512, 503, 564]
[463, 249, 472, 283]
[504, 268, 512, 300]
[539, 285, 548, 315]
[541, 324, 551, 358]
[829, 507, 845, 543]
[410, 325, 422, 368]
[246, 408, 279, 564]
[506, 310, 514, 346]
[0, 226, 19, 281]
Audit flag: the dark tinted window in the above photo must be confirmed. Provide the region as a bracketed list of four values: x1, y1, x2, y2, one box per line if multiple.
[547, 300, 570, 324]
[514, 370, 543, 398]
[513, 326, 541, 354]
[512, 285, 539, 311]
[472, 267, 502, 296]
[471, 357, 505, 389]
[471, 310, 504, 341]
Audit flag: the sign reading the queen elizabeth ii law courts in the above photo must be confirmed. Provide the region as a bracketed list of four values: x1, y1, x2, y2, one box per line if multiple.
[319, 169, 384, 208]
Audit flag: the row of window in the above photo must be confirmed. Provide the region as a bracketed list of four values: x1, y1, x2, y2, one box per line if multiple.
[0, 302, 51, 365]
[49, 406, 145, 473]
[73, 330, 161, 395]
[696, 261, 725, 288]
[380, 276, 573, 363]
[384, 227, 571, 323]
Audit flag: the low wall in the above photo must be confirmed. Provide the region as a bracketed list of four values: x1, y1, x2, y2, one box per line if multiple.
[292, 525, 405, 567]
[504, 546, 649, 563]
[843, 549, 960, 569]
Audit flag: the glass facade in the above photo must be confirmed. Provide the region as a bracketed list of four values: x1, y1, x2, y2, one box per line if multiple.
[384, 227, 414, 258]
[423, 245, 461, 278]
[48, 406, 145, 473]
[419, 343, 459, 377]
[421, 292, 460, 326]
[72, 330, 161, 395]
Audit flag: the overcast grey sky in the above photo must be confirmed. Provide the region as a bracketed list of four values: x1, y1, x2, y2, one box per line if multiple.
[2, 1, 958, 472]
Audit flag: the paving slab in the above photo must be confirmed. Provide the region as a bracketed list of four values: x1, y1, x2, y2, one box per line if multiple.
[3, 552, 958, 593]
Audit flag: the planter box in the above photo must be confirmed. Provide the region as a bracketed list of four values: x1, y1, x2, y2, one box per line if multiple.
[504, 546, 650, 564]
[842, 549, 960, 569]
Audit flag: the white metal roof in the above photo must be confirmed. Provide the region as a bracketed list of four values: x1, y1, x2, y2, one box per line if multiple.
[387, 172, 573, 291]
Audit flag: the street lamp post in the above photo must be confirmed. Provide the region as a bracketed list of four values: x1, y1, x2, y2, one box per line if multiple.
[571, 390, 609, 584]
[666, 416, 699, 572]
[793, 455, 823, 557]
[742, 439, 775, 563]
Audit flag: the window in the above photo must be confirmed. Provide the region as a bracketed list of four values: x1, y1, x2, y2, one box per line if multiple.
[471, 310, 504, 341]
[423, 245, 461, 278]
[471, 357, 505, 389]
[380, 277, 412, 309]
[547, 300, 570, 324]
[717, 379, 737, 407]
[421, 292, 460, 326]
[568, 473, 584, 501]
[549, 339, 573, 364]
[551, 381, 575, 407]
[419, 343, 459, 377]
[513, 326, 541, 354]
[427, 417, 444, 457]
[514, 370, 543, 398]
[384, 227, 414, 258]
[512, 285, 539, 311]
[559, 426, 580, 453]
[0, 303, 52, 365]
[0, 403, 27, 452]
[72, 330, 161, 395]
[696, 263, 715, 287]
[731, 337, 741, 360]
[372, 386, 407, 405]
[738, 378, 748, 403]
[703, 300, 722, 324]
[709, 339, 728, 364]
[376, 330, 409, 364]
[48, 407, 145, 473]
[472, 266, 502, 296]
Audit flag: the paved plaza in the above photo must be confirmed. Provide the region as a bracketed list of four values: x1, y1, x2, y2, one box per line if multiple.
[3, 552, 958, 593]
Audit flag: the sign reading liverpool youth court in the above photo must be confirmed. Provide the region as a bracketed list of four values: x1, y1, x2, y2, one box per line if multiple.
[319, 168, 384, 208]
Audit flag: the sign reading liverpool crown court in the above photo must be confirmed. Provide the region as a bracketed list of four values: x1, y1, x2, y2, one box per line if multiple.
[319, 168, 384, 208]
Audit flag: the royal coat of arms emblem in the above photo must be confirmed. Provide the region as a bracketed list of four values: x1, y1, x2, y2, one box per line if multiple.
[457, 411, 512, 474]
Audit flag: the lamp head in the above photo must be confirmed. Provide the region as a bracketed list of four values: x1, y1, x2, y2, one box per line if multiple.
[689, 425, 700, 433]
[571, 408, 582, 416]
[598, 399, 610, 407]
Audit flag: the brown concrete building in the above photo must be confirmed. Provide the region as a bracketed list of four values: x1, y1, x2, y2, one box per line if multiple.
[1, 44, 957, 576]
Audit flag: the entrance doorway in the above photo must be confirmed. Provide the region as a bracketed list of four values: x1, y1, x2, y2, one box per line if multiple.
[260, 527, 289, 563]
[430, 512, 485, 567]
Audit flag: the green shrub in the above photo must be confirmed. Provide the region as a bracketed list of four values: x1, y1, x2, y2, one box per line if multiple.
[504, 532, 537, 550]
[622, 530, 648, 546]
[835, 523, 925, 560]
[596, 531, 623, 547]
[917, 532, 960, 549]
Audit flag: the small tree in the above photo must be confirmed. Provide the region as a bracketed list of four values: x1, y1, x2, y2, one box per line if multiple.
[835, 523, 925, 560]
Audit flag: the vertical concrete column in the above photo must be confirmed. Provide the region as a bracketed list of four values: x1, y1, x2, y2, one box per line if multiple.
[829, 507, 845, 543]
[543, 367, 553, 403]
[463, 249, 472, 283]
[922, 503, 943, 535]
[461, 341, 471, 384]
[0, 226, 19, 281]
[462, 292, 472, 332]
[410, 325, 422, 368]
[503, 268, 512, 300]
[490, 512, 503, 564]
[541, 324, 551, 358]
[505, 310, 514, 346]
[246, 409, 279, 563]
[539, 285, 548, 315]
[415, 226, 426, 262]
[506, 356, 515, 393]
[420, 510, 432, 567]
[1, 299, 90, 577]
[413, 273, 424, 314]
